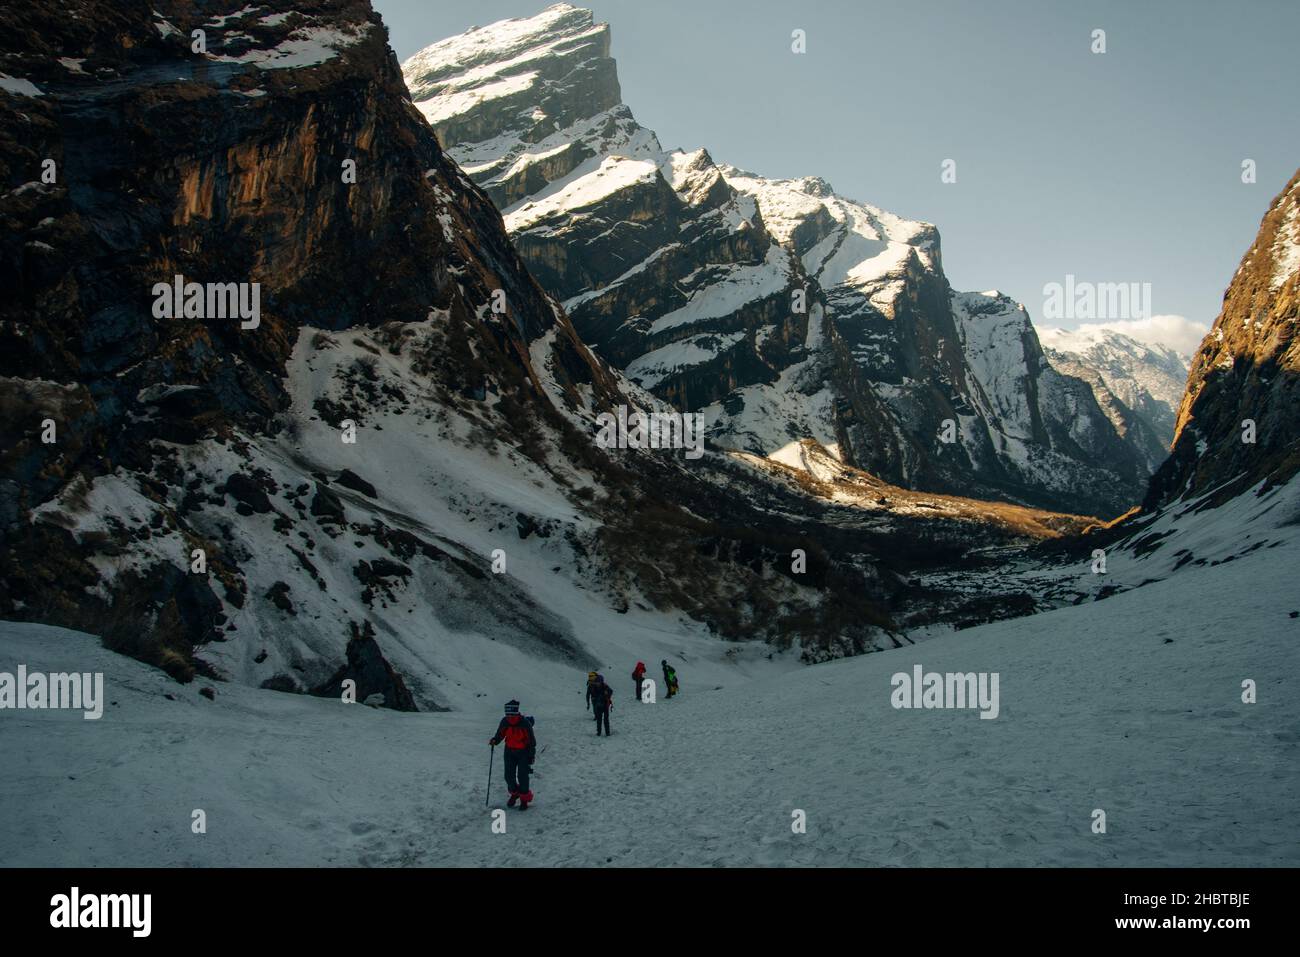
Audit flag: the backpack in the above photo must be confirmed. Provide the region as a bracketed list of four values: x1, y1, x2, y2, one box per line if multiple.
[500, 715, 532, 750]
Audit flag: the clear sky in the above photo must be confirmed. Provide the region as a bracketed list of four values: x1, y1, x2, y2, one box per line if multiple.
[373, 0, 1299, 347]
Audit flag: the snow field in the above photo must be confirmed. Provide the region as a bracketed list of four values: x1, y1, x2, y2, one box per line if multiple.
[3, 491, 1294, 866]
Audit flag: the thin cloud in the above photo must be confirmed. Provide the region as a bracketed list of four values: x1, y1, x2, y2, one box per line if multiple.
[1038, 314, 1210, 357]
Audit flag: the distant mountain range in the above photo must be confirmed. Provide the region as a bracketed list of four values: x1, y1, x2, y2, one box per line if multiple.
[1037, 326, 1189, 472]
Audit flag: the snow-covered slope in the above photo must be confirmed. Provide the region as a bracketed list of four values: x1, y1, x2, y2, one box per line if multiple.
[403, 4, 1156, 517]
[20, 323, 640, 710]
[4, 474, 1295, 866]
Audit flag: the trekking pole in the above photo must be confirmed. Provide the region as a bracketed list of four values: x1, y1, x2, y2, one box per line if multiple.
[485, 744, 495, 807]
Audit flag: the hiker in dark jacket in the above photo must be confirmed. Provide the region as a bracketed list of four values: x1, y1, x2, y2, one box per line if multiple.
[632, 661, 647, 702]
[662, 659, 679, 699]
[489, 700, 537, 809]
[585, 671, 597, 711]
[590, 674, 613, 736]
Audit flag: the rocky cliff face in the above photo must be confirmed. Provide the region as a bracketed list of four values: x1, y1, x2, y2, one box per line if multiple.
[0, 0, 617, 491]
[949, 291, 1153, 509]
[1145, 168, 1300, 509]
[406, 3, 1157, 517]
[0, 0, 626, 695]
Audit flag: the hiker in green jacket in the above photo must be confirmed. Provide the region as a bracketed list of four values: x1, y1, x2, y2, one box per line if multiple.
[662, 659, 679, 699]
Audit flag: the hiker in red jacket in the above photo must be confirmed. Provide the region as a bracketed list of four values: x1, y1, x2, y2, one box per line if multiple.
[489, 700, 537, 809]
[632, 661, 647, 702]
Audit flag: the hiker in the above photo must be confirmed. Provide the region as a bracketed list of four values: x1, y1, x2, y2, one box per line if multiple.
[489, 700, 537, 809]
[585, 671, 598, 711]
[662, 659, 679, 699]
[632, 661, 647, 702]
[590, 673, 613, 736]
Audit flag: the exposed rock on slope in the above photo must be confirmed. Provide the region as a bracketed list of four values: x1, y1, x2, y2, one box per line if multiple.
[1146, 168, 1300, 509]
[0, 0, 618, 499]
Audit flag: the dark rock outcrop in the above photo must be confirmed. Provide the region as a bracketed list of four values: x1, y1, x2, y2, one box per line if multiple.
[224, 473, 272, 513]
[335, 468, 376, 498]
[311, 620, 417, 711]
[265, 580, 295, 614]
[310, 482, 346, 523]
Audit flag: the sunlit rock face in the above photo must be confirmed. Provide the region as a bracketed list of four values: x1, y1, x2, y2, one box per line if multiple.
[408, 4, 1157, 517]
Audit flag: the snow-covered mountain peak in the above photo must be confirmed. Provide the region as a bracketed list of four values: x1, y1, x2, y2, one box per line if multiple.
[796, 175, 835, 198]
[402, 4, 620, 164]
[1037, 327, 1188, 410]
[404, 3, 601, 94]
[952, 289, 1027, 320]
[1030, 325, 1189, 472]
[408, 4, 1176, 516]
[1039, 325, 1184, 366]
[718, 165, 941, 290]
